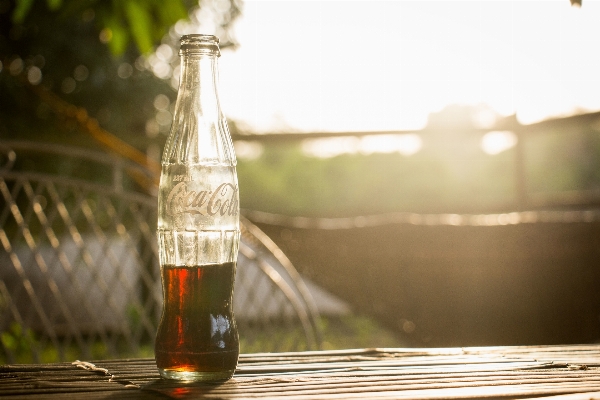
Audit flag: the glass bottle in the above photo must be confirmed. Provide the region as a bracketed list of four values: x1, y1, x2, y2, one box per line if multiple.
[155, 34, 240, 382]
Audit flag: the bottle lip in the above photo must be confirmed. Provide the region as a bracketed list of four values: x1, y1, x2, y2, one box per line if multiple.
[179, 34, 221, 57]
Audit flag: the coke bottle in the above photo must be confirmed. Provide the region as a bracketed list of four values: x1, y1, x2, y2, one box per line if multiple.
[155, 34, 240, 382]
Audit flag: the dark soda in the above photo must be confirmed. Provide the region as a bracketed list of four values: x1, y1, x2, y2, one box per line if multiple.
[155, 262, 239, 381]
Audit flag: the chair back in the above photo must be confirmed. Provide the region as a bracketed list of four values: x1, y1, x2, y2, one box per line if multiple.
[0, 141, 321, 363]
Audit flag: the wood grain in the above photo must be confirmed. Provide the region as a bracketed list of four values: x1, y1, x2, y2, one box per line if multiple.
[2, 345, 600, 399]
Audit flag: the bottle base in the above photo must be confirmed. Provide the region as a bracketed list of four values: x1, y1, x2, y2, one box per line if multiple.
[158, 368, 235, 382]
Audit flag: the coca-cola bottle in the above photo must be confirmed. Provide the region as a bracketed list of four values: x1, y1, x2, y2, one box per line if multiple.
[155, 34, 240, 381]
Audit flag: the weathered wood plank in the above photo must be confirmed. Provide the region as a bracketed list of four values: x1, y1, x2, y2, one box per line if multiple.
[2, 345, 600, 399]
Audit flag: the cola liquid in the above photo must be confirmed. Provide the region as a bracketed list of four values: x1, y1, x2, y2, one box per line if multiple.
[155, 262, 238, 381]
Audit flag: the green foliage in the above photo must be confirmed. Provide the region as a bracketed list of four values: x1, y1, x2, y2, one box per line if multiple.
[12, 0, 62, 21]
[123, 1, 155, 55]
[319, 316, 405, 350]
[238, 142, 518, 217]
[526, 129, 600, 194]
[11, 0, 191, 55]
[0, 0, 241, 167]
[237, 110, 600, 217]
[1, 322, 38, 363]
[0, 0, 172, 159]
[238, 315, 404, 353]
[101, 12, 130, 56]
[45, 0, 61, 11]
[0, 315, 401, 363]
[11, 0, 33, 22]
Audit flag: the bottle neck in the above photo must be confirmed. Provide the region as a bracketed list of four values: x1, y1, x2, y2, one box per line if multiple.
[177, 54, 221, 118]
[163, 50, 235, 166]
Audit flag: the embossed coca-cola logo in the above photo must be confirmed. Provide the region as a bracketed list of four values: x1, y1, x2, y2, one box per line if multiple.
[166, 181, 238, 217]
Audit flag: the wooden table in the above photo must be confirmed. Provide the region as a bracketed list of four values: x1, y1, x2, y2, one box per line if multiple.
[2, 345, 600, 399]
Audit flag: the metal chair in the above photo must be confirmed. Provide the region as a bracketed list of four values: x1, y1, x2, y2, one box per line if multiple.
[0, 141, 321, 363]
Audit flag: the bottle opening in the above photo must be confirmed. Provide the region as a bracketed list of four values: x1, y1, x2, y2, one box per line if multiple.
[180, 34, 220, 57]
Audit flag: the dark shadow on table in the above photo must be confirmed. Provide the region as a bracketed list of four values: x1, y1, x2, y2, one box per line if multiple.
[139, 379, 240, 399]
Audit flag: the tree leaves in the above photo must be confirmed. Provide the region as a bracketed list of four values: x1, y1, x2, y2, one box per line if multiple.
[123, 1, 154, 55]
[98, 0, 191, 55]
[12, 0, 35, 23]
[13, 0, 63, 23]
[10, 0, 197, 56]
[46, 0, 62, 11]
[156, 0, 188, 31]
[102, 14, 130, 56]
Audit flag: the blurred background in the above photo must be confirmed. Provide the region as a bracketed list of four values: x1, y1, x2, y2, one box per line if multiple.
[1, 0, 600, 362]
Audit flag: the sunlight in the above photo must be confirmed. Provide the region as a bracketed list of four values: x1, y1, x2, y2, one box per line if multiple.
[217, 1, 599, 133]
[233, 140, 263, 160]
[481, 131, 518, 155]
[359, 134, 422, 156]
[302, 134, 422, 158]
[301, 137, 360, 158]
[142, 2, 598, 135]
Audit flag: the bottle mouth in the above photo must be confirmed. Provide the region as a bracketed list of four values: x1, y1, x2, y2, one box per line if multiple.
[180, 34, 220, 57]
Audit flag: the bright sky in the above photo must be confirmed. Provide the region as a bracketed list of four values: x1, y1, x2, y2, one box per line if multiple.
[216, 0, 600, 134]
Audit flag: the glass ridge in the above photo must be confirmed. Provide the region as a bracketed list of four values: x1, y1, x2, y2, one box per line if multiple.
[179, 34, 221, 57]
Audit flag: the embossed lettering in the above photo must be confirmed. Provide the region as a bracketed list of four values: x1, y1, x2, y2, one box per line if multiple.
[166, 182, 186, 215]
[166, 181, 237, 217]
[208, 183, 235, 216]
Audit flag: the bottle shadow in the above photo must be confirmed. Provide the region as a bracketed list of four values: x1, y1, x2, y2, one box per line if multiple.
[139, 378, 239, 399]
